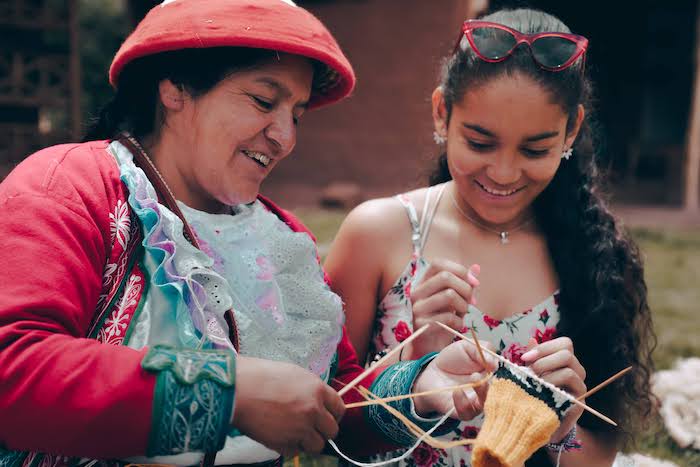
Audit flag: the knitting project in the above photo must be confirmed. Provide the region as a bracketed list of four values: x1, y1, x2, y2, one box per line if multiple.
[472, 362, 573, 467]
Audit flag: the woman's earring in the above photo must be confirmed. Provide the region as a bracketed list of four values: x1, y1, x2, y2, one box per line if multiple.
[433, 131, 447, 145]
[561, 148, 573, 160]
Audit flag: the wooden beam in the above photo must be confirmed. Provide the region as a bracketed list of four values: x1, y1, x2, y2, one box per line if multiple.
[684, 1, 700, 213]
[69, 0, 82, 141]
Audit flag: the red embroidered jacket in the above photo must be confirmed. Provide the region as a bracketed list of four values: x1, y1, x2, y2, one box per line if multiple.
[0, 141, 388, 462]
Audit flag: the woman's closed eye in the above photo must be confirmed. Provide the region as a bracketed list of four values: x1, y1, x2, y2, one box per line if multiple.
[250, 94, 275, 111]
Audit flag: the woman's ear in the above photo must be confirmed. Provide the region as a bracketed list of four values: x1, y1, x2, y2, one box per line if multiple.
[432, 86, 449, 140]
[158, 79, 186, 111]
[565, 104, 585, 149]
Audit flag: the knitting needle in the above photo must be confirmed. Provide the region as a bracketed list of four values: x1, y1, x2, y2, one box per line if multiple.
[344, 374, 491, 408]
[356, 386, 473, 450]
[337, 324, 430, 397]
[470, 327, 488, 368]
[577, 366, 633, 400]
[435, 321, 618, 426]
[345, 327, 494, 409]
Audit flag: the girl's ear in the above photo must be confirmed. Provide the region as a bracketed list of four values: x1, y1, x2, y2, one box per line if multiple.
[432, 86, 449, 140]
[565, 104, 585, 149]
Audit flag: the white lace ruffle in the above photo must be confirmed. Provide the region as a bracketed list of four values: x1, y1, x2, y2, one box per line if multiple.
[179, 201, 344, 379]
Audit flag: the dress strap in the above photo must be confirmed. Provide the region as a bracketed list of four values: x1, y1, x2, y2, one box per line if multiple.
[395, 192, 423, 255]
[418, 184, 447, 252]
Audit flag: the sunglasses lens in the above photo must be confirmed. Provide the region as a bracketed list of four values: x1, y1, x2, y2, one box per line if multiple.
[531, 37, 578, 68]
[471, 27, 517, 60]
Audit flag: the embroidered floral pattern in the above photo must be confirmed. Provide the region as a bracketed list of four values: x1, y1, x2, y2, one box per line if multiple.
[365, 354, 448, 447]
[97, 268, 144, 346]
[91, 207, 142, 335]
[110, 200, 131, 250]
[0, 448, 26, 467]
[149, 369, 233, 456]
[142, 345, 236, 387]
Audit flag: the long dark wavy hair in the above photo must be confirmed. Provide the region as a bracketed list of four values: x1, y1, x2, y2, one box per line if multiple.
[430, 9, 655, 447]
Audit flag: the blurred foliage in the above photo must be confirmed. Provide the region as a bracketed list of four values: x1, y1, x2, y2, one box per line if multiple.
[79, 0, 130, 134]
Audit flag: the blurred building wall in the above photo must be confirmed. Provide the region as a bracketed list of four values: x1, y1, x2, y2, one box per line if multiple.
[0, 0, 81, 179]
[263, 0, 485, 206]
[1, 0, 698, 211]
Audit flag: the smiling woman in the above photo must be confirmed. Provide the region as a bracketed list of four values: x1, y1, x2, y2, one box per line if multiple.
[325, 7, 655, 467]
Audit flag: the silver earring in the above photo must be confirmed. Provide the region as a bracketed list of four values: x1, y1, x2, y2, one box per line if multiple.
[561, 148, 573, 160]
[433, 131, 446, 145]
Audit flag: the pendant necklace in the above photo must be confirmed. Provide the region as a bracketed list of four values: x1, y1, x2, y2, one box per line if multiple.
[449, 187, 533, 244]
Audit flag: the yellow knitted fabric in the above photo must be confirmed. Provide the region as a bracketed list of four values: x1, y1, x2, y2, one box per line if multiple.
[472, 377, 560, 467]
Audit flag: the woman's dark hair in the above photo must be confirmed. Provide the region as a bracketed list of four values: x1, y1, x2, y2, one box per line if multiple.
[84, 47, 332, 142]
[430, 9, 655, 447]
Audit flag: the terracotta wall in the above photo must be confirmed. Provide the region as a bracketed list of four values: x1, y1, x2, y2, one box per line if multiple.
[262, 0, 475, 207]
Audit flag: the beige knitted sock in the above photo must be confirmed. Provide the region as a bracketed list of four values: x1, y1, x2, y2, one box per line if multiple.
[472, 363, 573, 467]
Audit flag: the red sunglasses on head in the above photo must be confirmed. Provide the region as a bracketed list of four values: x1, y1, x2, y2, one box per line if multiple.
[455, 20, 588, 72]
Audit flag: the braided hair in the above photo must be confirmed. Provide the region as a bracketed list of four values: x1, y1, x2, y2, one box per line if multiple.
[429, 8, 655, 446]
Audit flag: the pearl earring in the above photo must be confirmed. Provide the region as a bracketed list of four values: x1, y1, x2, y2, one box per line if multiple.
[562, 148, 573, 160]
[433, 131, 446, 145]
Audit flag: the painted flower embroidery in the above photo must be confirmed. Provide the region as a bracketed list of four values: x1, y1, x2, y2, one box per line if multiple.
[483, 315, 501, 329]
[99, 273, 142, 344]
[393, 320, 412, 342]
[502, 342, 528, 366]
[460, 425, 479, 451]
[411, 443, 444, 467]
[534, 326, 557, 343]
[109, 200, 131, 250]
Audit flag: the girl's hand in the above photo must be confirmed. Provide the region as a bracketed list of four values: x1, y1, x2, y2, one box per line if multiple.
[406, 260, 480, 359]
[521, 337, 587, 443]
[413, 339, 497, 421]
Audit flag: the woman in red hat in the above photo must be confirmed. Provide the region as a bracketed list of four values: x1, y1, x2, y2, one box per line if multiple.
[0, 1, 496, 466]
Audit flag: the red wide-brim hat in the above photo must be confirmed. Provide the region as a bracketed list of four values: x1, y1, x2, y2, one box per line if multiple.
[109, 0, 355, 109]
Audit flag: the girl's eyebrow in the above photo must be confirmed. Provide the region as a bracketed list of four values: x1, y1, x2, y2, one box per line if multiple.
[463, 123, 495, 137]
[524, 131, 559, 142]
[463, 123, 560, 143]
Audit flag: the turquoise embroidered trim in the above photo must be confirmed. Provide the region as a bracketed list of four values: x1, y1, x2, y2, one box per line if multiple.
[365, 353, 457, 446]
[148, 367, 234, 455]
[142, 345, 236, 387]
[327, 352, 339, 383]
[0, 449, 27, 467]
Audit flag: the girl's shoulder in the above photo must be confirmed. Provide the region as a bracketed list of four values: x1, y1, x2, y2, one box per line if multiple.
[340, 185, 439, 242]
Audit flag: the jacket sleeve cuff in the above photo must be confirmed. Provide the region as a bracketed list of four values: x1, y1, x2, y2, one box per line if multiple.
[142, 345, 236, 456]
[364, 352, 457, 446]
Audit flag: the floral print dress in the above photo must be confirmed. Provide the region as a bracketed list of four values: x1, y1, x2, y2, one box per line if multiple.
[367, 185, 561, 467]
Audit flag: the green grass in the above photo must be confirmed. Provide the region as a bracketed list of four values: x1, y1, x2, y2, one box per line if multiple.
[288, 209, 700, 466]
[631, 228, 700, 467]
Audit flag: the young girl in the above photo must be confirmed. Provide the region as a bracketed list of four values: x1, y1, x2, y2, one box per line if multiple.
[325, 8, 655, 467]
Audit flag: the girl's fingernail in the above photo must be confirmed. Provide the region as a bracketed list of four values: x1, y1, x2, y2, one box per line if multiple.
[470, 264, 481, 276]
[464, 389, 478, 402]
[521, 349, 537, 361]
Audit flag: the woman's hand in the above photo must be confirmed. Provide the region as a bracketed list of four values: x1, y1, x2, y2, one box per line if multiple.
[413, 339, 496, 421]
[406, 260, 480, 359]
[233, 356, 345, 457]
[521, 337, 587, 443]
